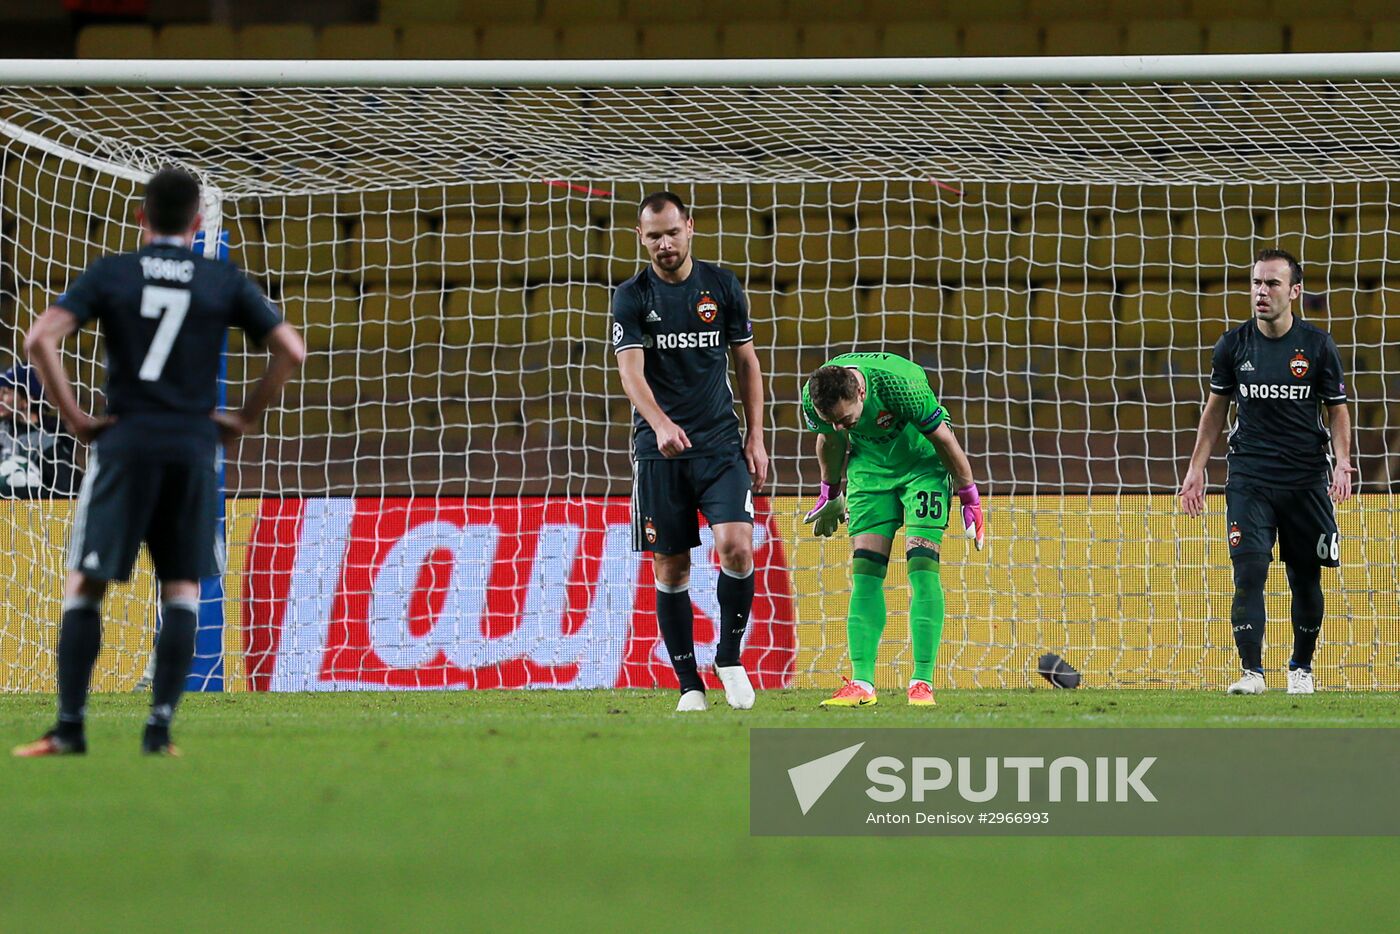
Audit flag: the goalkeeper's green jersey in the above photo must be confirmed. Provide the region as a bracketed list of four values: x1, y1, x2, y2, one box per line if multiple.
[801, 352, 948, 478]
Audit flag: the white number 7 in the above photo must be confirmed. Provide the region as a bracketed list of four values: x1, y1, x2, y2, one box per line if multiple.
[138, 285, 191, 381]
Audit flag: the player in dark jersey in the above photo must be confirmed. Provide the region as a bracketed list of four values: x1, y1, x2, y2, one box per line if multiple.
[612, 191, 768, 712]
[1180, 248, 1352, 696]
[13, 168, 305, 757]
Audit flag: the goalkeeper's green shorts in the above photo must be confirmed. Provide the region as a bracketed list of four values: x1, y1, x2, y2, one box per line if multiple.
[846, 463, 953, 542]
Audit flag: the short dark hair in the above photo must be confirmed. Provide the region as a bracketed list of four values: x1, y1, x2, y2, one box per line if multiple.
[808, 365, 859, 418]
[638, 190, 689, 221]
[1254, 247, 1302, 286]
[144, 167, 201, 235]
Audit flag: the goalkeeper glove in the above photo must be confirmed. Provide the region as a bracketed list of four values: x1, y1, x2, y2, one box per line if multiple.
[803, 480, 847, 538]
[957, 482, 984, 551]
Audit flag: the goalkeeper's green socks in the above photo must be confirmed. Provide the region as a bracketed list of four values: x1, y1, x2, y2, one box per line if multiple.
[907, 548, 945, 685]
[848, 549, 889, 686]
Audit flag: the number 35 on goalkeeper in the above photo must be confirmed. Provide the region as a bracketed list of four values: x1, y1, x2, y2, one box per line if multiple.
[801, 353, 983, 709]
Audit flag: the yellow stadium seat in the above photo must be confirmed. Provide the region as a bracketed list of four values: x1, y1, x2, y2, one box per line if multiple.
[1029, 0, 1109, 19]
[1371, 21, 1400, 52]
[439, 214, 526, 286]
[349, 216, 439, 286]
[854, 206, 938, 283]
[400, 23, 479, 58]
[945, 0, 1025, 19]
[76, 25, 155, 59]
[525, 283, 612, 343]
[1014, 209, 1093, 283]
[1123, 19, 1202, 55]
[1108, 0, 1185, 15]
[156, 24, 238, 59]
[1335, 208, 1400, 282]
[1289, 19, 1368, 54]
[867, 0, 944, 19]
[443, 286, 529, 346]
[1205, 20, 1284, 55]
[264, 215, 344, 283]
[721, 21, 798, 58]
[707, 0, 785, 20]
[541, 0, 621, 20]
[802, 22, 881, 57]
[775, 289, 860, 349]
[859, 284, 942, 346]
[522, 218, 589, 283]
[1189, 0, 1267, 15]
[879, 21, 960, 57]
[380, 0, 461, 23]
[560, 23, 640, 59]
[941, 286, 1032, 346]
[461, 0, 540, 22]
[962, 21, 1040, 57]
[227, 214, 267, 276]
[318, 24, 399, 59]
[589, 225, 648, 284]
[479, 24, 559, 58]
[278, 284, 356, 352]
[790, 0, 869, 19]
[1258, 209, 1340, 279]
[1088, 210, 1174, 279]
[1118, 286, 1207, 350]
[623, 0, 704, 22]
[1173, 207, 1256, 275]
[239, 24, 318, 59]
[1043, 21, 1122, 56]
[693, 209, 774, 275]
[1029, 285, 1115, 350]
[640, 22, 720, 57]
[934, 205, 1017, 284]
[355, 291, 445, 351]
[772, 213, 857, 289]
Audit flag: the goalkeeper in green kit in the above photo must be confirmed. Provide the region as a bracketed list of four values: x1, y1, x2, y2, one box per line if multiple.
[801, 352, 984, 708]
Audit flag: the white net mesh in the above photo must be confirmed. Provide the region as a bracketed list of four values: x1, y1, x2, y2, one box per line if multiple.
[0, 77, 1397, 692]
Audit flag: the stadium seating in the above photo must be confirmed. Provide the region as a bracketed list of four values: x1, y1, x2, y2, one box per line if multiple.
[1290, 20, 1368, 54]
[560, 22, 640, 58]
[801, 22, 881, 58]
[720, 21, 799, 58]
[1043, 21, 1123, 56]
[400, 23, 481, 58]
[1204, 19, 1285, 54]
[379, 0, 461, 24]
[1123, 19, 1203, 55]
[239, 24, 318, 59]
[478, 23, 559, 58]
[879, 21, 960, 57]
[318, 24, 399, 59]
[155, 24, 239, 59]
[75, 24, 155, 58]
[639, 22, 721, 58]
[963, 21, 1041, 57]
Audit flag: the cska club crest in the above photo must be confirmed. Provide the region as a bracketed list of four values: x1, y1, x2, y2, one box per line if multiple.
[875, 410, 895, 429]
[1290, 352, 1310, 378]
[1228, 523, 1242, 548]
[644, 519, 657, 544]
[695, 293, 718, 324]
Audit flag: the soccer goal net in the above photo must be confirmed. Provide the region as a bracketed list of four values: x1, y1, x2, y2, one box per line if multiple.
[0, 57, 1396, 694]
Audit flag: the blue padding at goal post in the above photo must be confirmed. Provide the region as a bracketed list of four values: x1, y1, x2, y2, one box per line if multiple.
[188, 228, 229, 691]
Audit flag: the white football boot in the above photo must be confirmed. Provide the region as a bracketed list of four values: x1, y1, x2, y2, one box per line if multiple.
[1227, 670, 1268, 695]
[1286, 668, 1316, 695]
[676, 690, 709, 712]
[715, 665, 756, 710]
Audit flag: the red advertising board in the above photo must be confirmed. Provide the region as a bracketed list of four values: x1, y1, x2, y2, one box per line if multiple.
[244, 497, 796, 691]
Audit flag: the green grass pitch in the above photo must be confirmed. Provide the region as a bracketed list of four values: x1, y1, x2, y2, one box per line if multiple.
[3, 690, 1399, 932]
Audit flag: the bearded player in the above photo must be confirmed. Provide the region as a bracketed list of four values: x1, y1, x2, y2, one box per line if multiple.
[1180, 248, 1352, 695]
[801, 352, 984, 707]
[612, 191, 768, 712]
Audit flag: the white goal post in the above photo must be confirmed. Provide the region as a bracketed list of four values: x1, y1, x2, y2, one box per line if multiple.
[0, 53, 1396, 693]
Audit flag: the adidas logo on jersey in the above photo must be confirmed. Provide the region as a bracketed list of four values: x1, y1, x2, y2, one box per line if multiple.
[1239, 360, 1255, 372]
[646, 309, 662, 323]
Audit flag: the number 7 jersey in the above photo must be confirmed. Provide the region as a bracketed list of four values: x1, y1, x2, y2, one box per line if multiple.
[55, 241, 282, 446]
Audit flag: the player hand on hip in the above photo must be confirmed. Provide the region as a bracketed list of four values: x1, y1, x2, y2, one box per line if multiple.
[68, 412, 116, 445]
[803, 480, 847, 537]
[654, 419, 691, 458]
[1330, 459, 1357, 504]
[211, 409, 254, 445]
[1178, 465, 1207, 518]
[745, 432, 769, 492]
[956, 482, 985, 551]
